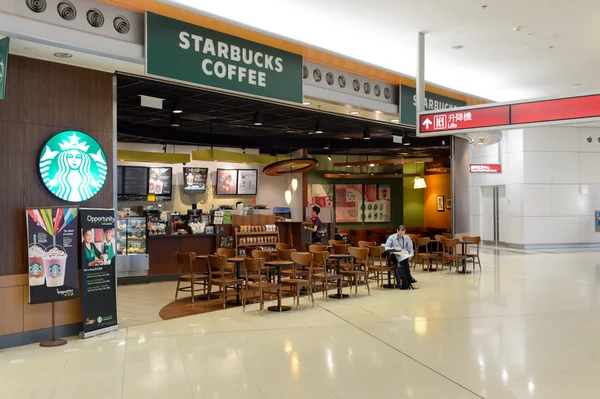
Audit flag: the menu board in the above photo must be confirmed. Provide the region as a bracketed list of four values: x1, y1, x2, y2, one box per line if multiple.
[183, 167, 208, 193]
[117, 166, 124, 195]
[118, 166, 149, 201]
[216, 169, 238, 195]
[237, 169, 258, 195]
[149, 167, 172, 199]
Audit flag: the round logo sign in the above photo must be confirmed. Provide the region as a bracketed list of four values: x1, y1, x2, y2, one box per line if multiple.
[39, 131, 107, 202]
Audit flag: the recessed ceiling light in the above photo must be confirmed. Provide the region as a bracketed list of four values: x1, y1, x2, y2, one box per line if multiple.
[369, 163, 375, 167]
[451, 45, 464, 50]
[343, 137, 351, 140]
[346, 165, 351, 168]
[303, 101, 311, 105]
[53, 52, 72, 58]
[374, 110, 381, 114]
[349, 111, 360, 115]
[286, 130, 295, 133]
[513, 26, 522, 32]
[391, 119, 399, 123]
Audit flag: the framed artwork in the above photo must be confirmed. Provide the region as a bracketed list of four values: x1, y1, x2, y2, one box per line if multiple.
[446, 199, 452, 209]
[307, 184, 334, 208]
[237, 169, 258, 195]
[364, 184, 390, 223]
[216, 169, 238, 195]
[437, 195, 445, 212]
[378, 184, 391, 202]
[335, 184, 363, 223]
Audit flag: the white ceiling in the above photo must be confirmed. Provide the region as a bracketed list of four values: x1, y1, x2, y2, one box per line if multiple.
[165, 0, 600, 102]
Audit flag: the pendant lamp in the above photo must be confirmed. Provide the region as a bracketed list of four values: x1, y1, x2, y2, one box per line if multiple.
[413, 177, 427, 189]
[284, 189, 292, 204]
[291, 176, 298, 191]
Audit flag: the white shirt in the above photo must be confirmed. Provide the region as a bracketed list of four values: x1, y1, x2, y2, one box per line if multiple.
[384, 234, 414, 256]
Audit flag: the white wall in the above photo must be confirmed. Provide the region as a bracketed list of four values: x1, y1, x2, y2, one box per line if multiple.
[117, 143, 304, 221]
[470, 126, 600, 247]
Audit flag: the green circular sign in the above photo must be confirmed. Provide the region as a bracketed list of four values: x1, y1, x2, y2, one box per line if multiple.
[39, 131, 107, 202]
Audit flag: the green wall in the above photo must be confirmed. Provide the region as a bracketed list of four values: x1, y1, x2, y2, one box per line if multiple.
[402, 163, 425, 227]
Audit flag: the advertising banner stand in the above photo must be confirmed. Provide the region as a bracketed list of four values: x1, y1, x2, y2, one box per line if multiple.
[26, 207, 80, 347]
[80, 208, 119, 338]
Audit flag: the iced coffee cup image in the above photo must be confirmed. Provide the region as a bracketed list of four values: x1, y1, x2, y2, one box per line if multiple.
[43, 245, 68, 287]
[28, 244, 46, 286]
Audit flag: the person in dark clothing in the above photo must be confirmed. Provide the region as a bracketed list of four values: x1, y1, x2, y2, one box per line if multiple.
[384, 225, 417, 288]
[304, 206, 324, 243]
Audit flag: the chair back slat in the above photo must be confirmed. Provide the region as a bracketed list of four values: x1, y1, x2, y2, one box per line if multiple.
[175, 252, 196, 275]
[216, 248, 236, 258]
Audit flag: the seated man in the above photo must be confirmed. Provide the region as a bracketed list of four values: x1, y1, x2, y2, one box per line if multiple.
[384, 225, 417, 289]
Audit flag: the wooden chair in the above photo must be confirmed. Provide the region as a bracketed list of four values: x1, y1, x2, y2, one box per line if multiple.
[276, 243, 293, 251]
[243, 257, 282, 315]
[207, 254, 244, 308]
[331, 243, 352, 270]
[342, 247, 371, 296]
[358, 241, 376, 248]
[283, 252, 314, 309]
[441, 238, 467, 273]
[367, 246, 393, 289]
[278, 248, 306, 278]
[328, 239, 346, 246]
[251, 249, 274, 281]
[463, 236, 482, 271]
[309, 244, 328, 273]
[217, 247, 237, 271]
[174, 252, 209, 303]
[311, 250, 341, 301]
[415, 237, 439, 271]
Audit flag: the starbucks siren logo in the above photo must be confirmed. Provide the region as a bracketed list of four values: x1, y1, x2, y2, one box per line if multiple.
[39, 131, 107, 202]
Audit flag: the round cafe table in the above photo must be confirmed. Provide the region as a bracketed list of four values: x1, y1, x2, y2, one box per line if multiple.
[264, 260, 294, 312]
[328, 254, 351, 299]
[226, 257, 246, 305]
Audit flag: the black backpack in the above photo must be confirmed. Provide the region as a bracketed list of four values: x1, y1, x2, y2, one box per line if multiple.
[397, 264, 414, 290]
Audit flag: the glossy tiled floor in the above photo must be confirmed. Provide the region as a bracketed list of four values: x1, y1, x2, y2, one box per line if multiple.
[3, 249, 600, 398]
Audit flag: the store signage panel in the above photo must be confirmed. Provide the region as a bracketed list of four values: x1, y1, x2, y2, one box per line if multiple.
[0, 37, 9, 100]
[39, 131, 107, 202]
[400, 85, 466, 126]
[146, 12, 303, 103]
[469, 164, 502, 173]
[419, 93, 600, 135]
[419, 106, 510, 133]
[26, 207, 79, 304]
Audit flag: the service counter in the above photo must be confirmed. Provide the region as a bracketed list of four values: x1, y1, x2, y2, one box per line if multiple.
[147, 234, 216, 276]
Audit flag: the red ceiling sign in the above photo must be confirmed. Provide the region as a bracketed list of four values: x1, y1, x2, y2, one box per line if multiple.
[469, 164, 502, 173]
[418, 93, 600, 135]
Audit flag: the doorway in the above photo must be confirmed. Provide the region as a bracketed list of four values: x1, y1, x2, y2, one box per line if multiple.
[481, 185, 507, 245]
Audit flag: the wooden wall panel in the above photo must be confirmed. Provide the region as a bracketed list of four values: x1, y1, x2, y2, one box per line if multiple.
[0, 286, 24, 335]
[0, 56, 113, 338]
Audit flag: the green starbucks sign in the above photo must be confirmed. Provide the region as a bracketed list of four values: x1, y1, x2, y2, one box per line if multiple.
[0, 37, 9, 100]
[39, 131, 107, 202]
[145, 12, 303, 103]
[400, 85, 466, 126]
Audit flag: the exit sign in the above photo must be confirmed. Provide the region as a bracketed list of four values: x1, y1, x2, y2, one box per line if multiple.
[470, 164, 502, 173]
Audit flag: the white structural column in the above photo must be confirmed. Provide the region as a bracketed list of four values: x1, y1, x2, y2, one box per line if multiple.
[416, 32, 425, 114]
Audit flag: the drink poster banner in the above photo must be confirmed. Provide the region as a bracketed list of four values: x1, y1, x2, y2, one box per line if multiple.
[26, 207, 79, 304]
[80, 208, 118, 337]
[0, 37, 9, 100]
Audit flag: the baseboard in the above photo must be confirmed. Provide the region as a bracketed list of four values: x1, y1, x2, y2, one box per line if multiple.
[521, 243, 600, 250]
[117, 274, 178, 286]
[0, 323, 81, 350]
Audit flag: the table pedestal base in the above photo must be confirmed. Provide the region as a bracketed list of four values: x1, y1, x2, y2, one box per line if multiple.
[381, 284, 397, 289]
[328, 293, 350, 299]
[268, 305, 291, 312]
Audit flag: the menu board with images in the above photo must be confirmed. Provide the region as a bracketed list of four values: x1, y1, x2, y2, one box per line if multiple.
[237, 169, 258, 195]
[117, 166, 124, 195]
[216, 169, 238, 195]
[149, 167, 172, 199]
[335, 184, 363, 223]
[119, 166, 149, 201]
[183, 167, 208, 192]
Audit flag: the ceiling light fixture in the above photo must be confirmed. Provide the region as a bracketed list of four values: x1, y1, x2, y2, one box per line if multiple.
[403, 135, 411, 146]
[284, 189, 292, 204]
[369, 163, 375, 167]
[291, 176, 298, 192]
[315, 121, 324, 134]
[413, 177, 427, 189]
[253, 111, 263, 126]
[172, 99, 182, 114]
[327, 155, 332, 161]
[286, 129, 295, 133]
[324, 140, 330, 150]
[363, 128, 371, 140]
[349, 111, 360, 115]
[171, 113, 181, 127]
[374, 110, 381, 114]
[391, 119, 399, 123]
[53, 52, 73, 58]
[343, 137, 351, 140]
[303, 101, 311, 105]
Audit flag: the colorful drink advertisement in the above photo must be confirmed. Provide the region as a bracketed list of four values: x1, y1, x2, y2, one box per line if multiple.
[80, 208, 118, 337]
[26, 207, 79, 304]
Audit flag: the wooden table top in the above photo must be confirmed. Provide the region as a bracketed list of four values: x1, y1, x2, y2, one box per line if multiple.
[265, 260, 294, 266]
[329, 254, 351, 258]
[196, 255, 245, 261]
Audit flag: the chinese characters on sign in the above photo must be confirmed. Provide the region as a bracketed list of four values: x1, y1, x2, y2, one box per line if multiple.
[420, 106, 510, 134]
[469, 164, 502, 173]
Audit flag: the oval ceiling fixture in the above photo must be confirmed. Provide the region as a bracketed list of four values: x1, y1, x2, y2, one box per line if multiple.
[263, 158, 318, 176]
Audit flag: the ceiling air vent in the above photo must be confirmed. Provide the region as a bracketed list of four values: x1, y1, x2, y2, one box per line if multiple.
[326, 72, 334, 86]
[384, 87, 391, 99]
[352, 79, 360, 92]
[86, 8, 104, 27]
[338, 75, 346, 88]
[302, 65, 309, 79]
[363, 82, 371, 94]
[57, 1, 76, 21]
[113, 16, 130, 34]
[313, 68, 322, 82]
[374, 85, 381, 97]
[26, 0, 46, 13]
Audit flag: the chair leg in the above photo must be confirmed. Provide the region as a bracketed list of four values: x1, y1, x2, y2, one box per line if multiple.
[223, 286, 227, 309]
[175, 278, 180, 300]
[365, 273, 370, 295]
[190, 279, 195, 304]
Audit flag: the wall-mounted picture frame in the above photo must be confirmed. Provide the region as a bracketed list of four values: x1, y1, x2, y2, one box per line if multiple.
[216, 169, 238, 195]
[437, 195, 445, 212]
[237, 169, 258, 195]
[446, 199, 452, 209]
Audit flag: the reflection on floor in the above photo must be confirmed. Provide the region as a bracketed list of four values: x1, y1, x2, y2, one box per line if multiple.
[117, 281, 175, 328]
[4, 249, 600, 398]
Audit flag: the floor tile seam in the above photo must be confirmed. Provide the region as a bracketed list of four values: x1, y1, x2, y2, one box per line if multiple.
[516, 271, 600, 287]
[174, 333, 197, 398]
[313, 302, 485, 399]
